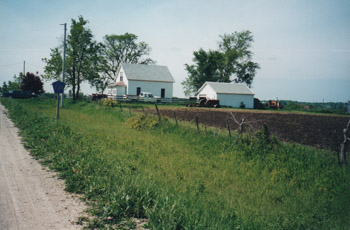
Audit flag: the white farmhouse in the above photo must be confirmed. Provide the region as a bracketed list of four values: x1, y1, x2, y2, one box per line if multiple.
[197, 81, 255, 108]
[107, 63, 175, 100]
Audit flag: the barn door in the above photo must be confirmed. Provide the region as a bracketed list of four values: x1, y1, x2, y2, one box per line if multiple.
[137, 87, 141, 95]
[161, 88, 165, 98]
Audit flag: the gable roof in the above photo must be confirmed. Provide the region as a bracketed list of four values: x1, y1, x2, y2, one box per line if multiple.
[108, 81, 126, 87]
[198, 81, 254, 95]
[120, 63, 175, 83]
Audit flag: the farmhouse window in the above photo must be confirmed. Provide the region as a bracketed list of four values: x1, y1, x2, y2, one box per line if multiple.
[137, 87, 141, 95]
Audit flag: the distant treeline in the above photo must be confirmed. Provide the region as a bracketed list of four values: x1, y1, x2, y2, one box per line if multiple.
[273, 100, 349, 115]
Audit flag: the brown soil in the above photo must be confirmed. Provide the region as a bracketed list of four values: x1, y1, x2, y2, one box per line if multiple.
[152, 107, 350, 149]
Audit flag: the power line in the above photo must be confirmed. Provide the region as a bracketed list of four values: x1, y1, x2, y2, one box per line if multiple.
[26, 62, 42, 68]
[94, 0, 152, 32]
[0, 62, 22, 68]
[59, 0, 97, 24]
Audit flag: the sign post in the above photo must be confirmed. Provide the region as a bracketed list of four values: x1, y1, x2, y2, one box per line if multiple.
[52, 81, 65, 120]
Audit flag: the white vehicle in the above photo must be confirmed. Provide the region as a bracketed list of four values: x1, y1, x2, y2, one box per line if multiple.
[139, 92, 157, 102]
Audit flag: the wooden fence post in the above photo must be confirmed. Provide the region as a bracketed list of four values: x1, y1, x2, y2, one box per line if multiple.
[240, 118, 245, 135]
[339, 120, 350, 166]
[231, 113, 246, 136]
[226, 118, 231, 138]
[195, 115, 200, 134]
[155, 104, 161, 121]
[174, 111, 178, 127]
[142, 106, 146, 115]
[119, 103, 123, 111]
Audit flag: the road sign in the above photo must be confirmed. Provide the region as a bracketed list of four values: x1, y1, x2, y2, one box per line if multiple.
[52, 81, 65, 94]
[52, 81, 65, 120]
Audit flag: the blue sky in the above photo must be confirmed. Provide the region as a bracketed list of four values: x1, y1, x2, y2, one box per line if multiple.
[1, 0, 349, 102]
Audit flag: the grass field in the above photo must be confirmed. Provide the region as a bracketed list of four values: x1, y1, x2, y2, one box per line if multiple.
[1, 98, 350, 229]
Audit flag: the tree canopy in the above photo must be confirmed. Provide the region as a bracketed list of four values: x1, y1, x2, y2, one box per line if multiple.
[42, 17, 156, 96]
[43, 16, 101, 100]
[97, 33, 155, 93]
[182, 30, 260, 96]
[0, 74, 22, 94]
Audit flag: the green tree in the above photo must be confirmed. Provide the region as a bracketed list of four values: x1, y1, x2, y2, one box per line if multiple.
[97, 33, 155, 93]
[218, 31, 260, 86]
[182, 30, 259, 96]
[0, 82, 9, 94]
[8, 74, 22, 91]
[182, 49, 225, 96]
[42, 48, 62, 80]
[21, 72, 44, 94]
[1, 74, 23, 94]
[43, 16, 101, 100]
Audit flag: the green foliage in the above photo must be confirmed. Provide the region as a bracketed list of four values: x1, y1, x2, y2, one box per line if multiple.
[2, 98, 350, 230]
[101, 98, 118, 107]
[42, 47, 62, 80]
[183, 30, 260, 96]
[0, 81, 9, 94]
[42, 19, 156, 95]
[99, 33, 155, 89]
[43, 16, 101, 100]
[282, 101, 348, 115]
[218, 31, 260, 86]
[127, 114, 161, 130]
[1, 74, 23, 94]
[183, 49, 226, 96]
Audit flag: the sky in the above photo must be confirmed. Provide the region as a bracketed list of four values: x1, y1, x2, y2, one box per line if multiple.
[1, 0, 349, 102]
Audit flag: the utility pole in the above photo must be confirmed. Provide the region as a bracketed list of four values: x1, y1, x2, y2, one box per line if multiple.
[60, 23, 67, 107]
[23, 61, 25, 77]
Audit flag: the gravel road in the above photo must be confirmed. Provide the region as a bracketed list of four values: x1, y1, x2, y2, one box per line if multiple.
[0, 103, 87, 230]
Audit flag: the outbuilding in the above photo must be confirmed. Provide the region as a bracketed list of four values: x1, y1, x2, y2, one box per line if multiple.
[197, 81, 255, 108]
[107, 63, 175, 101]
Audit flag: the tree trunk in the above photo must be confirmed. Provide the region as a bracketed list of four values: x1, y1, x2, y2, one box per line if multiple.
[339, 143, 347, 165]
[76, 83, 80, 100]
[72, 66, 76, 100]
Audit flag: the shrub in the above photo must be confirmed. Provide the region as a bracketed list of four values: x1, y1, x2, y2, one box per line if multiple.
[102, 98, 118, 107]
[127, 114, 160, 130]
[255, 123, 279, 151]
[240, 101, 246, 108]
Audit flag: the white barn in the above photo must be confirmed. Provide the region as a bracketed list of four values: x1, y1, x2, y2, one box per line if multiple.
[197, 81, 255, 108]
[107, 63, 175, 100]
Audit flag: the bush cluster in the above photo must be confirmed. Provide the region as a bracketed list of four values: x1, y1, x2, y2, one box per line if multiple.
[101, 98, 118, 107]
[127, 114, 159, 130]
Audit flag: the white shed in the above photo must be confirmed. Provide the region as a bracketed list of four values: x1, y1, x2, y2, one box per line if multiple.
[107, 63, 175, 100]
[197, 81, 255, 108]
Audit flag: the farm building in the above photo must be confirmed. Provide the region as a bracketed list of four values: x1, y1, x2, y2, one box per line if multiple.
[197, 81, 255, 108]
[107, 63, 175, 100]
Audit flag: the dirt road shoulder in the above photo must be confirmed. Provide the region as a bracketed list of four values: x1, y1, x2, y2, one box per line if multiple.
[0, 103, 87, 230]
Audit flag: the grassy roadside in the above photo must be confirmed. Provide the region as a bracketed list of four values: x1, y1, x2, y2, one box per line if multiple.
[1, 98, 350, 229]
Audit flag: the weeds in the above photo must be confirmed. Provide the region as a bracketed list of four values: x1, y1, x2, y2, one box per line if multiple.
[1, 98, 350, 229]
[102, 98, 118, 108]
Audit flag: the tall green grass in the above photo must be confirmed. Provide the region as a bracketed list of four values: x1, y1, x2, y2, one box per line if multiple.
[1, 98, 350, 229]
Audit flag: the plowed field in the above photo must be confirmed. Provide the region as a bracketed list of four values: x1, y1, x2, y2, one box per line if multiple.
[154, 107, 350, 149]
